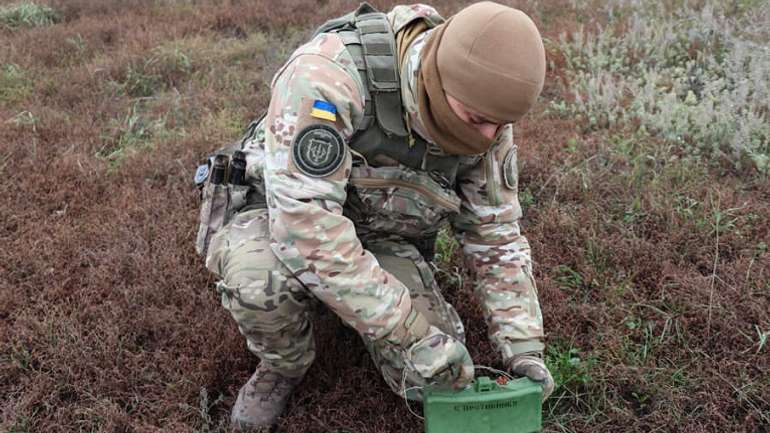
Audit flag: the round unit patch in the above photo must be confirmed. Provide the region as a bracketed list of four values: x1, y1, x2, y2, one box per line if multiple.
[502, 146, 519, 190]
[291, 124, 346, 177]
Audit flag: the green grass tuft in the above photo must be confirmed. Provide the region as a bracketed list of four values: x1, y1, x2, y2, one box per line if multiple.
[97, 96, 185, 169]
[434, 227, 459, 265]
[119, 44, 194, 97]
[0, 64, 33, 105]
[545, 342, 596, 397]
[0, 2, 59, 29]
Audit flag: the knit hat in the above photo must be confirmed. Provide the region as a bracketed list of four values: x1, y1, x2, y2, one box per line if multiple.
[417, 2, 545, 154]
[438, 1, 546, 123]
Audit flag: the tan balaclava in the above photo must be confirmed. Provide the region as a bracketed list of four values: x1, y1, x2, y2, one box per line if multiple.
[417, 2, 546, 155]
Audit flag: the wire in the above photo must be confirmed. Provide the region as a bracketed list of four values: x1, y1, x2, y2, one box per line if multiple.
[401, 365, 513, 421]
[401, 368, 425, 420]
[473, 365, 515, 381]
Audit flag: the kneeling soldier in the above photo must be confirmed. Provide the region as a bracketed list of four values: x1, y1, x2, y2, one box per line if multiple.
[197, 2, 554, 430]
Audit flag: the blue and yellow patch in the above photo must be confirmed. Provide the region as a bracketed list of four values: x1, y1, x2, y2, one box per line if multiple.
[310, 99, 337, 122]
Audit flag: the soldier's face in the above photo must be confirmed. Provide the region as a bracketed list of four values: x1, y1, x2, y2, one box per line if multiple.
[446, 94, 502, 140]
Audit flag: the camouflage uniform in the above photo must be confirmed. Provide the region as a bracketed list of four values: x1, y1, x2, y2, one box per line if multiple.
[204, 4, 544, 396]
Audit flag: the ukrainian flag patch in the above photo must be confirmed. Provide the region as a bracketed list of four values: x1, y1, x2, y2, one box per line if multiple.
[310, 99, 337, 122]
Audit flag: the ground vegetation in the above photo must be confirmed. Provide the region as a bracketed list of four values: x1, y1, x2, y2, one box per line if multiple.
[1, 0, 768, 432]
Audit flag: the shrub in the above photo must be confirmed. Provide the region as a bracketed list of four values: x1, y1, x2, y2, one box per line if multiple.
[554, 0, 769, 174]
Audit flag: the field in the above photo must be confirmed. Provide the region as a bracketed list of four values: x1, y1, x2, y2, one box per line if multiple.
[1, 0, 768, 432]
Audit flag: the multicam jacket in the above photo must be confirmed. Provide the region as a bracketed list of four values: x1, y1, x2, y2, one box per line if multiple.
[238, 4, 544, 362]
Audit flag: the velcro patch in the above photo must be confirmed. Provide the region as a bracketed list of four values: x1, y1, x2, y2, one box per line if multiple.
[310, 99, 337, 122]
[503, 146, 519, 190]
[292, 124, 346, 177]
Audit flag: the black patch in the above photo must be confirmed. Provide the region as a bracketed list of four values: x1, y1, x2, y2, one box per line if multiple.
[292, 124, 346, 177]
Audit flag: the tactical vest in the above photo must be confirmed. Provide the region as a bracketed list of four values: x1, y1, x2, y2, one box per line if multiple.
[196, 4, 460, 259]
[312, 2, 461, 187]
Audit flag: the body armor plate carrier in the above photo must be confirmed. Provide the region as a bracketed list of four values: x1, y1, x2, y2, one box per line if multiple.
[196, 3, 458, 259]
[312, 2, 461, 188]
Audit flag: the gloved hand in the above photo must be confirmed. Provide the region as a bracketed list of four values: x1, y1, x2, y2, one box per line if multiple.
[509, 354, 554, 401]
[404, 326, 474, 390]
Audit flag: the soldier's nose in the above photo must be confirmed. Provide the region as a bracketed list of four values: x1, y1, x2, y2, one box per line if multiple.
[476, 123, 499, 140]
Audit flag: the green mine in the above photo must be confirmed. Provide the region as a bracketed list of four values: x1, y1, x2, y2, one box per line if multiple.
[424, 377, 543, 433]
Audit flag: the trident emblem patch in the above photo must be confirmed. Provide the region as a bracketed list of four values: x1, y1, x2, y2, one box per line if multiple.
[291, 124, 346, 177]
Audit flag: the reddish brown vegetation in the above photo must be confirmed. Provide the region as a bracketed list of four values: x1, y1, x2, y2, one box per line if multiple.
[1, 1, 768, 433]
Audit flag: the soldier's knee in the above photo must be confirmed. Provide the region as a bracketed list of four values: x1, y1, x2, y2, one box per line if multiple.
[221, 236, 289, 298]
[222, 269, 283, 308]
[220, 266, 308, 330]
[223, 265, 271, 294]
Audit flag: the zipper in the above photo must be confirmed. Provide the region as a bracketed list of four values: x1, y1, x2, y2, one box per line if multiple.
[348, 177, 461, 212]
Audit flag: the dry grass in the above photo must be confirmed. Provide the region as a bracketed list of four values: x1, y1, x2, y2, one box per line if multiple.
[1, 1, 768, 433]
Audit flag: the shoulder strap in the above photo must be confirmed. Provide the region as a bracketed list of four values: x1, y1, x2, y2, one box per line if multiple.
[311, 2, 376, 39]
[352, 7, 408, 137]
[316, 2, 405, 136]
[315, 4, 460, 185]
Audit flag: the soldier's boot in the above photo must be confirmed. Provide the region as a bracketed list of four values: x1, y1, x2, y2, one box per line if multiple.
[230, 365, 304, 431]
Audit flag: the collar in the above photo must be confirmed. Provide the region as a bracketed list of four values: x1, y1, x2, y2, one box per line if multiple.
[400, 28, 435, 145]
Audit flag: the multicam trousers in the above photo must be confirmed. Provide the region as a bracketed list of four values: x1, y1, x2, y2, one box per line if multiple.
[205, 208, 465, 394]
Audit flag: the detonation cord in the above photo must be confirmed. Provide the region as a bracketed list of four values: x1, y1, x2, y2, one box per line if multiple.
[400, 365, 516, 420]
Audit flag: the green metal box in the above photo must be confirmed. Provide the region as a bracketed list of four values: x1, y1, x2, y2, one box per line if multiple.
[423, 377, 542, 433]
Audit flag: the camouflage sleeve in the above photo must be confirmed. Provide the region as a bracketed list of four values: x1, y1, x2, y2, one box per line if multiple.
[451, 124, 545, 362]
[387, 4, 445, 32]
[263, 34, 417, 345]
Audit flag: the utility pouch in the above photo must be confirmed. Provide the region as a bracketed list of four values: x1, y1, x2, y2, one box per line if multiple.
[195, 151, 257, 255]
[195, 154, 230, 256]
[345, 165, 461, 240]
[194, 118, 265, 257]
[196, 183, 255, 256]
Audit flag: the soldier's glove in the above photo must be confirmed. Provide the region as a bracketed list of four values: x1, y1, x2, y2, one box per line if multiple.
[404, 326, 474, 390]
[508, 354, 554, 401]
